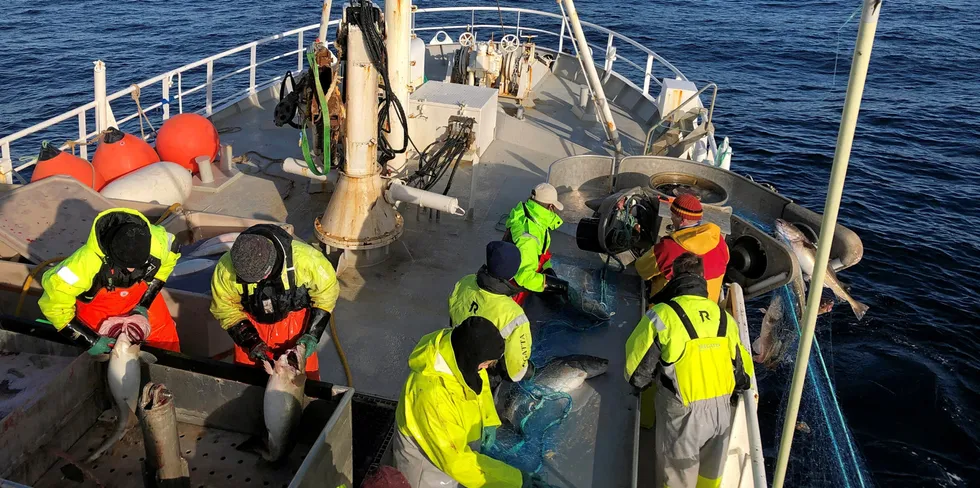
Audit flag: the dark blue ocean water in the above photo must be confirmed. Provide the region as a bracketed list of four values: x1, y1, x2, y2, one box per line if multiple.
[1, 0, 978, 485]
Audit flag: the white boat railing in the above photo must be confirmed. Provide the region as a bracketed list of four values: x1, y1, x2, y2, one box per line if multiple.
[0, 6, 686, 183]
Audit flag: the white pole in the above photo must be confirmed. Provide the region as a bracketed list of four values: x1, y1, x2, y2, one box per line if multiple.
[345, 24, 379, 178]
[560, 0, 624, 161]
[318, 0, 332, 44]
[94, 60, 108, 133]
[772, 1, 881, 486]
[385, 0, 412, 175]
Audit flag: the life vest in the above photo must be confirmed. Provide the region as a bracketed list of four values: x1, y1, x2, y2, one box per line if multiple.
[234, 224, 310, 324]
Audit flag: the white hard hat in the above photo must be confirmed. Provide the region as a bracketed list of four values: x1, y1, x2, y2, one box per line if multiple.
[531, 183, 564, 211]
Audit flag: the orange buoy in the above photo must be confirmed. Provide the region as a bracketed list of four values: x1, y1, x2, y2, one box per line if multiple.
[31, 142, 106, 191]
[92, 127, 160, 184]
[154, 113, 220, 173]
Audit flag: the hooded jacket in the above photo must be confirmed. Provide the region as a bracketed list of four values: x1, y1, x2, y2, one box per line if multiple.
[504, 199, 563, 293]
[396, 329, 523, 487]
[39, 208, 179, 330]
[448, 269, 532, 382]
[635, 222, 729, 303]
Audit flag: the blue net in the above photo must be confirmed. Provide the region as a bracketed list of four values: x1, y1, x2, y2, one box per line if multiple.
[484, 257, 610, 474]
[736, 211, 873, 485]
[767, 283, 875, 487]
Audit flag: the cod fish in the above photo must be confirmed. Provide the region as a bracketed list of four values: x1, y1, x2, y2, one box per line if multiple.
[753, 274, 836, 369]
[774, 219, 869, 320]
[248, 346, 308, 462]
[181, 232, 240, 258]
[88, 332, 146, 462]
[499, 355, 608, 432]
[170, 258, 219, 278]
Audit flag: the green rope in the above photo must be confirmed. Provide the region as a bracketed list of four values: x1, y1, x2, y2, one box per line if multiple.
[301, 48, 331, 176]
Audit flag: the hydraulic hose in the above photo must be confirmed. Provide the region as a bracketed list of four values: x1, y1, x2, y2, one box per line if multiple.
[330, 313, 353, 387]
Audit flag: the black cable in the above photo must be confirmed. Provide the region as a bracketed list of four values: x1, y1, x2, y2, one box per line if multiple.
[349, 0, 410, 167]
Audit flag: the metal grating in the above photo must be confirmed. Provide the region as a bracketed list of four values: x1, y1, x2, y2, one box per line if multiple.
[35, 415, 312, 488]
[351, 393, 398, 487]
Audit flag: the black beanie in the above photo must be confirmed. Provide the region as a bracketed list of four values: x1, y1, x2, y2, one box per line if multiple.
[451, 316, 504, 394]
[231, 234, 278, 283]
[107, 223, 151, 268]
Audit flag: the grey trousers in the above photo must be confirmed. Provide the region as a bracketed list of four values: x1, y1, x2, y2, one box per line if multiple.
[654, 388, 733, 488]
[393, 429, 483, 488]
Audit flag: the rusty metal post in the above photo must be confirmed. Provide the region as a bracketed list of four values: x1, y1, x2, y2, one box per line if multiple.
[315, 21, 403, 266]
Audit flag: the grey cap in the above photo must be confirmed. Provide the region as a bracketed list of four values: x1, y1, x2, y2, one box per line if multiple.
[231, 234, 277, 283]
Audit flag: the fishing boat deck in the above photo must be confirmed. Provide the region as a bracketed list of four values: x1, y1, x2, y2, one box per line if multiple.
[178, 56, 654, 486]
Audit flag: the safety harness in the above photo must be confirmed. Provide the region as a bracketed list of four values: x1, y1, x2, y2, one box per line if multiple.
[659, 300, 737, 406]
[235, 225, 310, 324]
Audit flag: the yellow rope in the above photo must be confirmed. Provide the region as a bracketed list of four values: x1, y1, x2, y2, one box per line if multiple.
[155, 203, 183, 225]
[15, 256, 67, 316]
[330, 313, 354, 387]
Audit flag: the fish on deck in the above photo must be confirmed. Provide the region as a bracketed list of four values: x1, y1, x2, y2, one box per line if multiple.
[497, 354, 608, 433]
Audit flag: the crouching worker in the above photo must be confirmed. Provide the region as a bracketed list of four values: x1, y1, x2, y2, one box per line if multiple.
[448, 241, 534, 383]
[210, 224, 338, 380]
[624, 253, 753, 488]
[39, 208, 181, 354]
[394, 317, 551, 488]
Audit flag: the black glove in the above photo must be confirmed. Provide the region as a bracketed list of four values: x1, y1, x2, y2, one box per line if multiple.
[60, 320, 115, 355]
[227, 320, 271, 363]
[132, 278, 165, 317]
[543, 274, 569, 298]
[542, 268, 558, 278]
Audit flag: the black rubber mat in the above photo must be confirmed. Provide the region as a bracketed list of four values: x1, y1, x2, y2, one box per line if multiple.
[351, 392, 398, 487]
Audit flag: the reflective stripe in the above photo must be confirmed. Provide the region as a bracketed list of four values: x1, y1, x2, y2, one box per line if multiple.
[520, 232, 540, 246]
[499, 314, 528, 339]
[433, 351, 453, 375]
[646, 309, 668, 332]
[57, 266, 79, 285]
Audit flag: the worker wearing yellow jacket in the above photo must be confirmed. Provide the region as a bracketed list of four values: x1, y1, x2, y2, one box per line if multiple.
[210, 224, 338, 380]
[39, 208, 180, 353]
[394, 317, 548, 488]
[625, 253, 754, 488]
[502, 183, 566, 306]
[448, 241, 533, 383]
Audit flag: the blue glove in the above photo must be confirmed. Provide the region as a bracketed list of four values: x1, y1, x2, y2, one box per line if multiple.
[480, 426, 497, 449]
[87, 336, 116, 356]
[296, 334, 318, 359]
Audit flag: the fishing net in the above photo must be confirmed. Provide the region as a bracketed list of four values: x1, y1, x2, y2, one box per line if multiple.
[765, 283, 874, 487]
[736, 213, 873, 486]
[484, 258, 611, 474]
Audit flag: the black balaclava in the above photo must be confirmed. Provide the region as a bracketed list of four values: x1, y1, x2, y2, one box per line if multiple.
[231, 234, 278, 283]
[107, 222, 151, 268]
[450, 316, 505, 394]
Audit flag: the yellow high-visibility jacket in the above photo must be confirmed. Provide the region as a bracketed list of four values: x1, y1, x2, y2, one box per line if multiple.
[504, 199, 563, 293]
[625, 294, 754, 406]
[448, 273, 531, 381]
[39, 208, 178, 330]
[396, 329, 523, 487]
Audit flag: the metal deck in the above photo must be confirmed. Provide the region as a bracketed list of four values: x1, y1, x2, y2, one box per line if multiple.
[180, 56, 654, 487]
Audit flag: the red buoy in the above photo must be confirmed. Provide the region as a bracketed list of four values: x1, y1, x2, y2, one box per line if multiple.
[154, 113, 220, 173]
[92, 127, 160, 184]
[31, 142, 106, 191]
